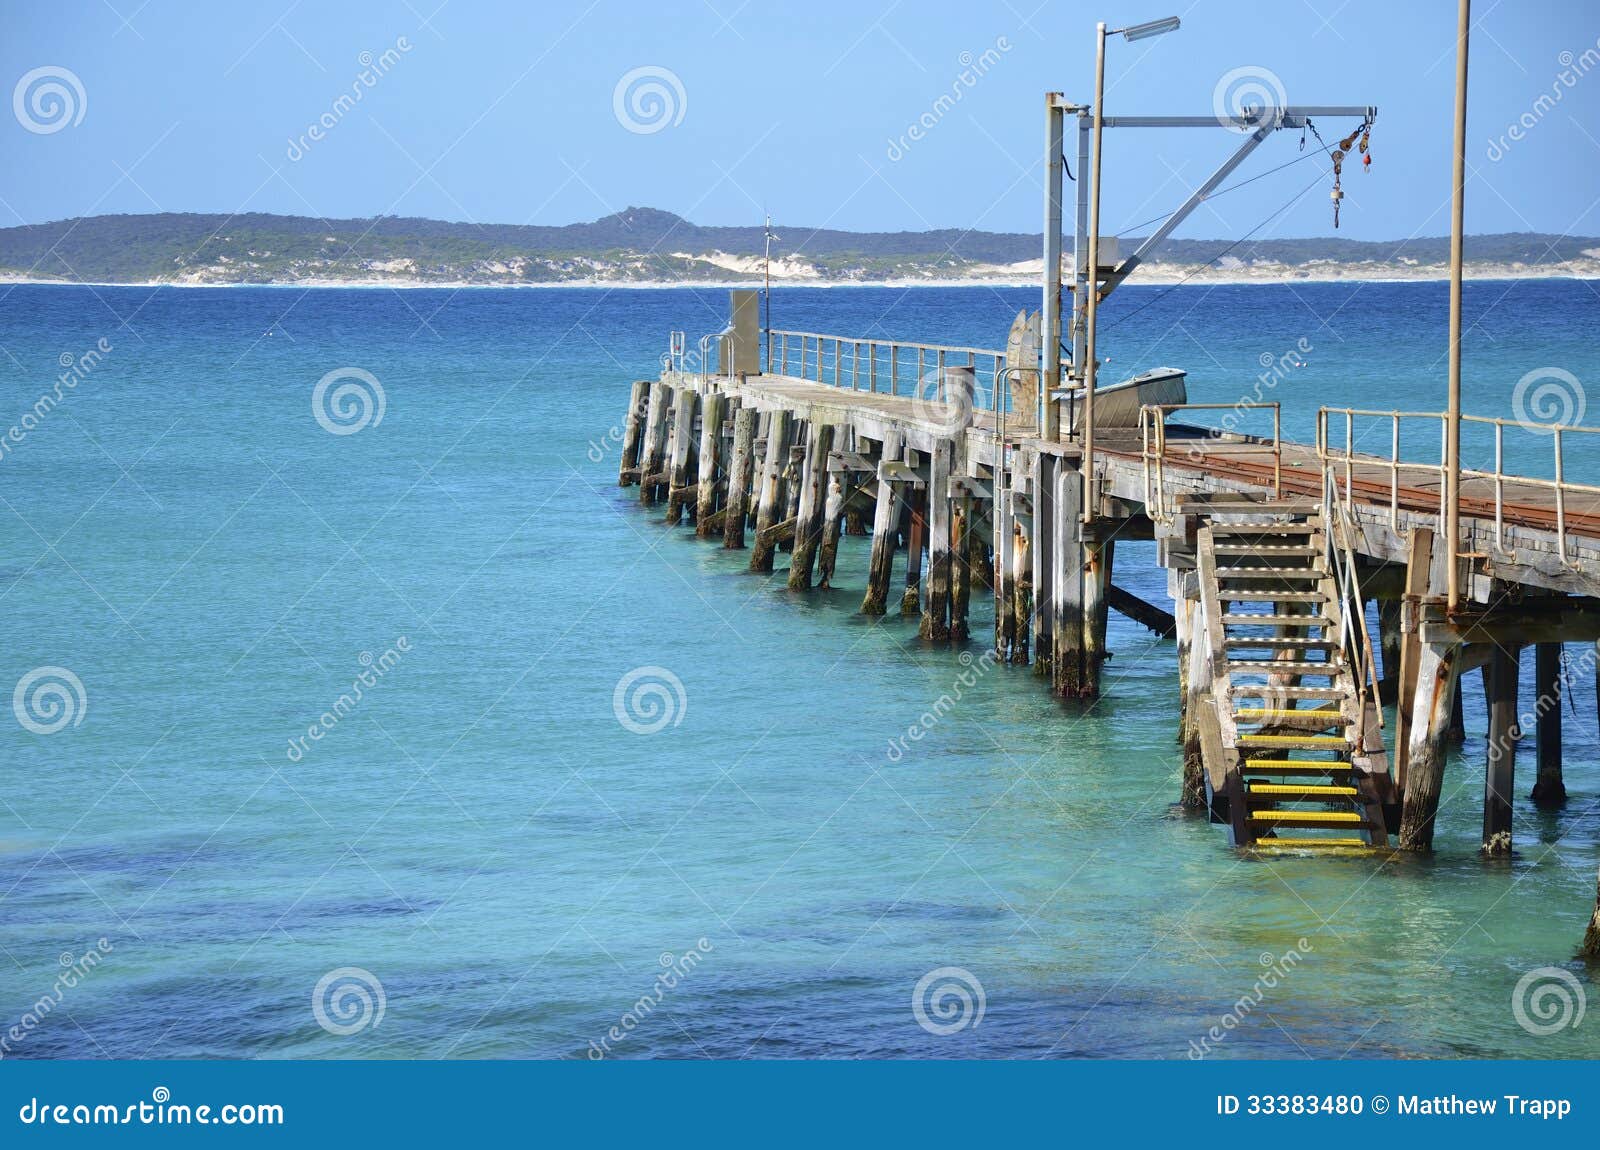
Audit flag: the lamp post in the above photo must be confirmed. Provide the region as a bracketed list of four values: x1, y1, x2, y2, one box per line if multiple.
[1082, 16, 1180, 522]
[1446, 0, 1469, 610]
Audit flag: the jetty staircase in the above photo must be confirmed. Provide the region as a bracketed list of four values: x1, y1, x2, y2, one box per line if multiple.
[1189, 496, 1397, 851]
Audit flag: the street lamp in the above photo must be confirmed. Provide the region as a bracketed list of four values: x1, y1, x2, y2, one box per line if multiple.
[1081, 15, 1180, 522]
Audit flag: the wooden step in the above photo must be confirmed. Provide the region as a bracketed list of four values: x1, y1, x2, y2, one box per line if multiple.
[1197, 500, 1322, 515]
[1229, 684, 1349, 701]
[1221, 590, 1325, 603]
[1216, 567, 1324, 581]
[1249, 809, 1365, 826]
[1249, 837, 1376, 853]
[1209, 523, 1318, 536]
[1227, 660, 1343, 676]
[1246, 783, 1360, 799]
[1234, 708, 1342, 725]
[1224, 637, 1340, 651]
[1241, 758, 1355, 774]
[1237, 733, 1349, 749]
[1222, 610, 1337, 630]
[1213, 544, 1320, 557]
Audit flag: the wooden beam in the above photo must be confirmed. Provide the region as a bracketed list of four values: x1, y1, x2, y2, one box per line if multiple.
[1107, 583, 1176, 638]
[749, 409, 790, 573]
[722, 407, 756, 549]
[861, 433, 903, 615]
[618, 379, 649, 486]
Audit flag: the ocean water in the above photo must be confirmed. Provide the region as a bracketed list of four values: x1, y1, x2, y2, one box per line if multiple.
[1, 279, 1597, 1060]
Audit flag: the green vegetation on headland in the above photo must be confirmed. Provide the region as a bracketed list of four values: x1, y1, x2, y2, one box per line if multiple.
[2, 207, 1594, 285]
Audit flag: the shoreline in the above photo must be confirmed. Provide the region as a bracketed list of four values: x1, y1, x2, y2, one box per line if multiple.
[1, 268, 1595, 290]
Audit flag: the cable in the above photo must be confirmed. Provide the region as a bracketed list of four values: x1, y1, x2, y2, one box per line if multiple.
[1099, 163, 1333, 336]
[1111, 148, 1325, 238]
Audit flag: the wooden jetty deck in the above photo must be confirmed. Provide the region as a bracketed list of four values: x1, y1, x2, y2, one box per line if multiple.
[615, 301, 1600, 950]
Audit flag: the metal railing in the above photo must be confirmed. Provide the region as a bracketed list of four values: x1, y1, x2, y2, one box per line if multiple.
[1139, 402, 1283, 523]
[1316, 407, 1600, 564]
[764, 329, 1009, 412]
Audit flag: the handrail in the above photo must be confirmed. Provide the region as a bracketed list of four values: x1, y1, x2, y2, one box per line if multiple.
[763, 328, 1009, 413]
[1139, 402, 1282, 524]
[1321, 470, 1385, 739]
[1316, 407, 1600, 566]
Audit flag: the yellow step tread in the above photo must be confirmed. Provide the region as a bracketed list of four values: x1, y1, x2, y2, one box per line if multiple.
[1250, 809, 1364, 824]
[1250, 838, 1375, 852]
[1243, 758, 1355, 770]
[1237, 734, 1349, 746]
[1247, 783, 1360, 797]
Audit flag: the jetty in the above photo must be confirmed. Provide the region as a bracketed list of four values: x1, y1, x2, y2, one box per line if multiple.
[614, 28, 1600, 957]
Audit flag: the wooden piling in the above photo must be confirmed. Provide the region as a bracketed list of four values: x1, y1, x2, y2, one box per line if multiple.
[749, 409, 790, 573]
[693, 392, 726, 537]
[1032, 452, 1055, 680]
[1010, 522, 1031, 664]
[1052, 463, 1086, 697]
[1178, 593, 1210, 810]
[789, 423, 836, 590]
[1584, 865, 1600, 958]
[950, 499, 972, 642]
[665, 387, 698, 524]
[638, 381, 671, 505]
[902, 496, 925, 617]
[1397, 639, 1463, 851]
[819, 470, 846, 589]
[1532, 641, 1567, 807]
[723, 407, 756, 549]
[619, 379, 649, 486]
[861, 435, 903, 614]
[1081, 538, 1114, 698]
[994, 490, 1013, 658]
[920, 440, 953, 641]
[1482, 642, 1520, 856]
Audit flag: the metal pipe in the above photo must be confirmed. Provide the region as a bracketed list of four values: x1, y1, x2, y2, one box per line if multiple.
[1042, 94, 1066, 441]
[1083, 21, 1107, 523]
[1445, 0, 1470, 609]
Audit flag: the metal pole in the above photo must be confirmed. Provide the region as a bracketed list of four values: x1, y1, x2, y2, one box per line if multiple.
[1446, 0, 1470, 610]
[1042, 94, 1066, 441]
[1082, 22, 1107, 523]
[1072, 110, 1091, 387]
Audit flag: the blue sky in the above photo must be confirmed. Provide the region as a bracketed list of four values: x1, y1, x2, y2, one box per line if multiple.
[3, 0, 1597, 241]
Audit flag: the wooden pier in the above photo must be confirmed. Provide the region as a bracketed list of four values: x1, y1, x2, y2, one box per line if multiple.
[617, 296, 1600, 951]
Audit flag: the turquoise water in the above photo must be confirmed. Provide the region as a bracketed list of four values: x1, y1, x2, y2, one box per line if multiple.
[1, 280, 1597, 1060]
